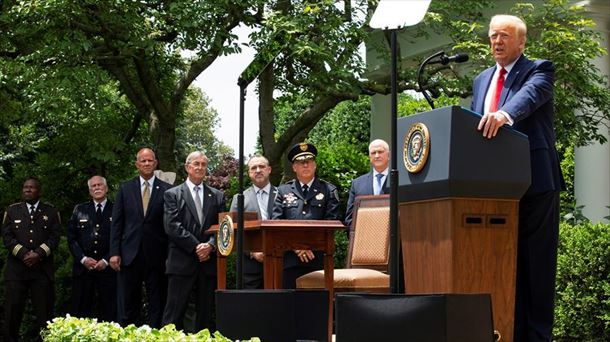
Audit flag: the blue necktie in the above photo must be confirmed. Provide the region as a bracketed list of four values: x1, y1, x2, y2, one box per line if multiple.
[375, 174, 384, 195]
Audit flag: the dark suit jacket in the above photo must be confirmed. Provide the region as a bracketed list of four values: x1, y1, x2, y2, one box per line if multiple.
[471, 55, 564, 195]
[2, 202, 61, 281]
[344, 171, 389, 228]
[163, 181, 225, 276]
[229, 185, 277, 273]
[110, 176, 171, 267]
[272, 178, 340, 269]
[67, 200, 114, 275]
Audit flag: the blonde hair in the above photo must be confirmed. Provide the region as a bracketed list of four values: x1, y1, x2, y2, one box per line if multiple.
[489, 14, 527, 40]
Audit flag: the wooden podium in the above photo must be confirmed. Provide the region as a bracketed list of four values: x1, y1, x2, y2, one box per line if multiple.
[210, 214, 344, 341]
[397, 106, 531, 342]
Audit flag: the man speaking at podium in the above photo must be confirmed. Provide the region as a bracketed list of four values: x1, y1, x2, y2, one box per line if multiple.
[471, 15, 564, 342]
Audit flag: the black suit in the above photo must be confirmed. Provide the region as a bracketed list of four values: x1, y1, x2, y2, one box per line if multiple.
[229, 185, 278, 289]
[272, 178, 340, 289]
[472, 55, 564, 341]
[162, 181, 225, 332]
[66, 200, 117, 322]
[110, 176, 171, 328]
[2, 202, 61, 342]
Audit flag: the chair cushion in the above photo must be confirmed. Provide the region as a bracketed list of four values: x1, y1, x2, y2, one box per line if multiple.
[296, 269, 389, 290]
[351, 207, 390, 267]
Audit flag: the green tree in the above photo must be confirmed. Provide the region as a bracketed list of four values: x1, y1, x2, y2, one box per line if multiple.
[249, 0, 608, 181]
[175, 87, 233, 173]
[251, 0, 492, 178]
[0, 0, 265, 170]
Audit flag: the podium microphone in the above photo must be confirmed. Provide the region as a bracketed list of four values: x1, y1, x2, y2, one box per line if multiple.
[439, 53, 469, 65]
[417, 51, 469, 109]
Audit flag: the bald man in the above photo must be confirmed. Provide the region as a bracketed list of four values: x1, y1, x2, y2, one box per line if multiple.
[110, 148, 172, 327]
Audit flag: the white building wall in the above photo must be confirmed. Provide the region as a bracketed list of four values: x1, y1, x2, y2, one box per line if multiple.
[575, 0, 610, 223]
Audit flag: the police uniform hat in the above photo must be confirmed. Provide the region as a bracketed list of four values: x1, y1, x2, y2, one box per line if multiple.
[287, 143, 317, 163]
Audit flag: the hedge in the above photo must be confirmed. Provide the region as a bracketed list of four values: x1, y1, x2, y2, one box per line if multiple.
[42, 316, 260, 342]
[553, 221, 610, 341]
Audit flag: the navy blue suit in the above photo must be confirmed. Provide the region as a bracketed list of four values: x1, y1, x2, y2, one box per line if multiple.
[67, 200, 116, 322]
[344, 171, 388, 229]
[110, 176, 171, 328]
[472, 55, 564, 342]
[162, 181, 225, 332]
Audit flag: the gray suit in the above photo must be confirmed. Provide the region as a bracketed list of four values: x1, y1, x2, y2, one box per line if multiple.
[229, 185, 277, 288]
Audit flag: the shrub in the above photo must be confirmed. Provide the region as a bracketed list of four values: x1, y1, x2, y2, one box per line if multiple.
[554, 221, 610, 341]
[42, 315, 260, 342]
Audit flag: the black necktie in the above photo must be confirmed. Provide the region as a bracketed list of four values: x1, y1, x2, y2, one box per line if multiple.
[29, 205, 35, 215]
[302, 184, 309, 198]
[95, 203, 103, 224]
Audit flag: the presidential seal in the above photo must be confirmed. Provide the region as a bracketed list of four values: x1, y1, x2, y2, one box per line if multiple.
[403, 122, 430, 173]
[217, 215, 235, 257]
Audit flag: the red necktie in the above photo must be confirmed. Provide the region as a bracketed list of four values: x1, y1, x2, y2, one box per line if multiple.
[489, 67, 507, 113]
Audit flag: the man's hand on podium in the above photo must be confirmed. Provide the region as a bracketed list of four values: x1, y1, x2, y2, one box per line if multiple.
[478, 111, 508, 139]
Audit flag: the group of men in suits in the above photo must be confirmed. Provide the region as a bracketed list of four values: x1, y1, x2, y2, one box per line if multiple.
[2, 13, 562, 342]
[231, 140, 391, 290]
[69, 148, 225, 332]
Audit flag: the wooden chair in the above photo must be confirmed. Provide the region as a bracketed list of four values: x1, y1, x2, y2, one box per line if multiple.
[296, 194, 390, 293]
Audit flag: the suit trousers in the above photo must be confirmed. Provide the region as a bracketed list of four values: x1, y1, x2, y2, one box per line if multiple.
[4, 277, 54, 342]
[282, 256, 323, 289]
[71, 268, 117, 322]
[243, 255, 264, 289]
[116, 249, 167, 328]
[162, 271, 216, 332]
[514, 191, 560, 342]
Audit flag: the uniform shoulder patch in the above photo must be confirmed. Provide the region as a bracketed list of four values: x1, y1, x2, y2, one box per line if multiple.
[331, 188, 340, 201]
[320, 179, 337, 192]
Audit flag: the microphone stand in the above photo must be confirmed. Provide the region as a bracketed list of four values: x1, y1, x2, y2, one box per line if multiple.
[235, 54, 279, 289]
[417, 51, 444, 110]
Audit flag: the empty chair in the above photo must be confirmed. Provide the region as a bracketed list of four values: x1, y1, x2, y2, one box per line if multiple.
[296, 194, 390, 292]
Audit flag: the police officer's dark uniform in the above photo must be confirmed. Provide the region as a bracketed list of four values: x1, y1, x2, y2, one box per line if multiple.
[2, 200, 61, 341]
[272, 143, 340, 289]
[67, 199, 117, 322]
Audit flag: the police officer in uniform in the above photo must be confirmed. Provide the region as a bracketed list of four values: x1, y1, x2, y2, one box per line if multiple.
[2, 177, 61, 342]
[67, 175, 117, 322]
[272, 143, 340, 289]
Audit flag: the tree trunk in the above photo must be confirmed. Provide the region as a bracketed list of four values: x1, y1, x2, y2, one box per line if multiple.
[148, 109, 177, 172]
[258, 63, 356, 183]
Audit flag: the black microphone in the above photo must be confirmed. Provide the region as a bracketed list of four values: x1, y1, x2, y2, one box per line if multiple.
[439, 53, 469, 65]
[417, 51, 469, 110]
